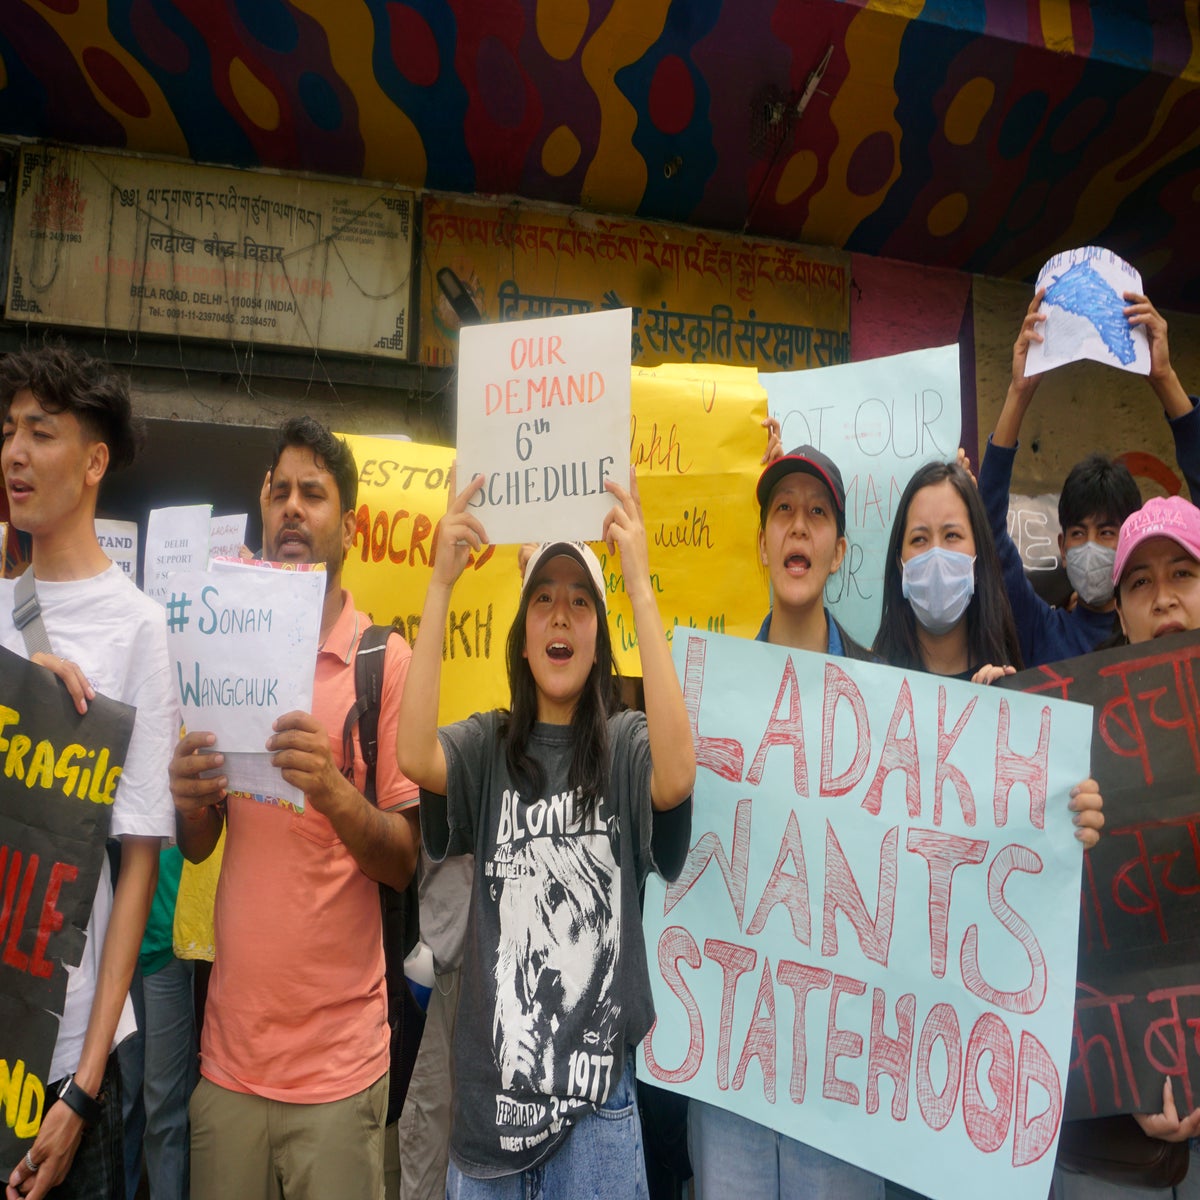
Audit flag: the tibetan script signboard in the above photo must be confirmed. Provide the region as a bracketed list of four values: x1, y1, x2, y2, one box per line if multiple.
[8, 146, 415, 359]
[1004, 632, 1200, 1120]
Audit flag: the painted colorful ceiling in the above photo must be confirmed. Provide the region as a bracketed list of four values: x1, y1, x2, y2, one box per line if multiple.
[2, 0, 1199, 311]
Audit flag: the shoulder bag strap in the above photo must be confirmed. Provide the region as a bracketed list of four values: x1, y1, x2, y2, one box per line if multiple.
[13, 568, 53, 658]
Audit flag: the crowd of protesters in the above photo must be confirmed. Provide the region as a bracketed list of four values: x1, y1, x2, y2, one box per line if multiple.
[2, 286, 1196, 1200]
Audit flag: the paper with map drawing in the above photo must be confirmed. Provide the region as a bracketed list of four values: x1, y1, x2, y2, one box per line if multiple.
[1025, 247, 1150, 377]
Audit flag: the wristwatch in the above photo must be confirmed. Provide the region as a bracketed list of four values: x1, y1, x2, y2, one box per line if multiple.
[56, 1075, 102, 1124]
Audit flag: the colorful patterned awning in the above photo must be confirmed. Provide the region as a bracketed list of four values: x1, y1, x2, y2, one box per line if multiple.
[2, 0, 1197, 310]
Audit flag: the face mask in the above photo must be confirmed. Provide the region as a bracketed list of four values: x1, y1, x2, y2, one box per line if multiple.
[1065, 541, 1116, 607]
[901, 547, 976, 636]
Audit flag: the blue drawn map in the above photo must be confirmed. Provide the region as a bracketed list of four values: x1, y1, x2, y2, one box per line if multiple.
[1043, 261, 1136, 365]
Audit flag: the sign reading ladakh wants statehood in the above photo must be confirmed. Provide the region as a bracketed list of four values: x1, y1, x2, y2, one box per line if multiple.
[641, 632, 1093, 1200]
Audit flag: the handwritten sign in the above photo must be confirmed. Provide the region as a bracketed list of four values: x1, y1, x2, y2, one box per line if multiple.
[1005, 632, 1200, 1119]
[456, 308, 632, 544]
[144, 505, 212, 602]
[642, 631, 1092, 1200]
[0, 646, 134, 1165]
[604, 364, 769, 674]
[208, 514, 248, 564]
[94, 519, 138, 579]
[165, 563, 324, 809]
[340, 436, 517, 725]
[763, 345, 962, 647]
[1026, 248, 1150, 377]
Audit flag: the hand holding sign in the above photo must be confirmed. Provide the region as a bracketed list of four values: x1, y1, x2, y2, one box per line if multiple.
[432, 466, 489, 590]
[267, 710, 353, 817]
[28, 651, 95, 715]
[602, 470, 652, 602]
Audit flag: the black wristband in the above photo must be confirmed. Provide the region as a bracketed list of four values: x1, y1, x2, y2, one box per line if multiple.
[56, 1075, 102, 1124]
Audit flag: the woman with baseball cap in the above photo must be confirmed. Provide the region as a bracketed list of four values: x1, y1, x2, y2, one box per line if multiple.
[686, 443, 884, 1199]
[1112, 495, 1200, 646]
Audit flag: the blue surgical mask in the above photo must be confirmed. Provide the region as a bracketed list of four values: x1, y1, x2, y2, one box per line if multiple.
[901, 547, 976, 635]
[1065, 541, 1116, 607]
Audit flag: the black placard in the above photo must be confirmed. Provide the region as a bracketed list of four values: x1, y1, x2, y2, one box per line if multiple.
[0, 645, 134, 1164]
[1003, 631, 1200, 1120]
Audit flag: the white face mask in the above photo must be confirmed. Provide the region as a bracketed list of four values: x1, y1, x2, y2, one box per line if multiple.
[1065, 541, 1116, 607]
[901, 547, 976, 635]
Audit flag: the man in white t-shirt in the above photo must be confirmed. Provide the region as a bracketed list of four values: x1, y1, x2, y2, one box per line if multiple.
[2, 344, 177, 1199]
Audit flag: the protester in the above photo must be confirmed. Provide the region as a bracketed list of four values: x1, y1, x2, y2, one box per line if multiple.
[980, 290, 1200, 668]
[1051, 495, 1200, 1200]
[395, 467, 694, 1198]
[2, 344, 177, 1199]
[874, 458, 1023, 684]
[872, 457, 1104, 1193]
[686, 443, 883, 1199]
[169, 417, 421, 1200]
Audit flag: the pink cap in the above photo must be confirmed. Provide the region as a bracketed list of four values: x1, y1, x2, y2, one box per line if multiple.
[1113, 496, 1200, 585]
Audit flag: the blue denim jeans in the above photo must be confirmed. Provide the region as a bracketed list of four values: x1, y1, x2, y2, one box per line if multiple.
[688, 1098, 884, 1200]
[48, 1055, 125, 1200]
[446, 1054, 647, 1200]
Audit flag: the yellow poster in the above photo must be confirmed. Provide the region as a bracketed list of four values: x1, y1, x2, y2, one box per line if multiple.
[605, 364, 770, 674]
[421, 195, 849, 373]
[340, 437, 519, 725]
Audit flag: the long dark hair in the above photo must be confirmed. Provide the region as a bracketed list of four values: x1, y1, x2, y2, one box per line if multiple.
[873, 460, 1023, 673]
[499, 581, 622, 827]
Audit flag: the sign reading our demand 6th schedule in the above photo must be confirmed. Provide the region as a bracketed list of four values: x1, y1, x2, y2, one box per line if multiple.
[456, 308, 632, 545]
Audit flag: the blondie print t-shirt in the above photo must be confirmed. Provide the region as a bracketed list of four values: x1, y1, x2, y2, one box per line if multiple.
[422, 709, 690, 1178]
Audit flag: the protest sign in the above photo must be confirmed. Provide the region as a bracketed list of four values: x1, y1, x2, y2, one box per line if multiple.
[763, 345, 961, 647]
[341, 436, 516, 724]
[1004, 632, 1200, 1120]
[144, 504, 212, 601]
[456, 308, 632, 545]
[0, 646, 135, 1165]
[605, 364, 768, 673]
[208, 514, 248, 564]
[642, 631, 1092, 1200]
[165, 562, 324, 810]
[1026, 248, 1150, 378]
[94, 519, 138, 579]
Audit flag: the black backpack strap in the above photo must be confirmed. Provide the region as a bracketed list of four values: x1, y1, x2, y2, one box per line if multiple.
[343, 623, 393, 803]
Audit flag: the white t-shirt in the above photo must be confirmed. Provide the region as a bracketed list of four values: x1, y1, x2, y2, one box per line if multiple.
[0, 562, 178, 1080]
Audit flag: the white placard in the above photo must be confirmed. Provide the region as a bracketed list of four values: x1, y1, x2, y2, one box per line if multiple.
[95, 518, 138, 579]
[144, 504, 212, 602]
[1026, 247, 1150, 377]
[455, 308, 632, 544]
[208, 513, 248, 564]
[165, 562, 324, 810]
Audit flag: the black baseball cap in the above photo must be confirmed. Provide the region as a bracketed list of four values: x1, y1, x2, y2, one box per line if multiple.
[755, 445, 846, 535]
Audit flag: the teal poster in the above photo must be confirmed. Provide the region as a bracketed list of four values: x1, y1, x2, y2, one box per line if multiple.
[640, 631, 1093, 1200]
[762, 344, 961, 647]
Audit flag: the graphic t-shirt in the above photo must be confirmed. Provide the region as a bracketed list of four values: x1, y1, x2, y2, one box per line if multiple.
[423, 709, 691, 1178]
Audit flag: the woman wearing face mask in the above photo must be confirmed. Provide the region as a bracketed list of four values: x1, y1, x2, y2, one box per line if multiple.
[873, 459, 1023, 684]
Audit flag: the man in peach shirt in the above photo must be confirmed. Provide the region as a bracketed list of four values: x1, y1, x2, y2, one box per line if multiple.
[170, 417, 420, 1200]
